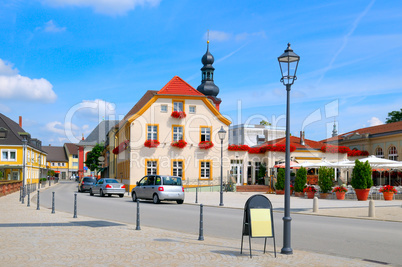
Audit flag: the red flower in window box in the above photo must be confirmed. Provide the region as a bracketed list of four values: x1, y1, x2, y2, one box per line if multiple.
[347, 150, 369, 157]
[144, 139, 160, 148]
[171, 140, 187, 149]
[171, 111, 186, 119]
[113, 140, 129, 154]
[228, 144, 250, 151]
[321, 145, 351, 154]
[199, 141, 214, 149]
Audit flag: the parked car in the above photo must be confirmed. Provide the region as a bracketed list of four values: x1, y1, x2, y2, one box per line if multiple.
[131, 175, 184, 204]
[78, 176, 97, 192]
[89, 178, 125, 197]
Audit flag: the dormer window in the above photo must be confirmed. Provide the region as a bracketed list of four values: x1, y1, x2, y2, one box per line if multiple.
[0, 127, 8, 139]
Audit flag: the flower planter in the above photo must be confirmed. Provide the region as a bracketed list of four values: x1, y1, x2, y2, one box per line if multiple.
[383, 192, 394, 201]
[320, 193, 331, 199]
[355, 188, 370, 201]
[294, 192, 304, 197]
[335, 191, 345, 200]
[306, 191, 315, 199]
[275, 190, 284, 195]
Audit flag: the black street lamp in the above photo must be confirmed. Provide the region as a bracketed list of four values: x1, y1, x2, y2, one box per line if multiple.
[278, 43, 300, 255]
[218, 126, 226, 206]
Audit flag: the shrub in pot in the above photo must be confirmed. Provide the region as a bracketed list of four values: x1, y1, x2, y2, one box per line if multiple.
[351, 160, 372, 201]
[275, 168, 285, 194]
[294, 167, 307, 196]
[318, 166, 334, 198]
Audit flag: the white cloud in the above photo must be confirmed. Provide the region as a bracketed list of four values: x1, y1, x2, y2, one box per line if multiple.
[43, 20, 66, 33]
[368, 117, 383, 126]
[46, 121, 79, 136]
[204, 30, 266, 43]
[206, 31, 232, 42]
[76, 99, 116, 119]
[0, 59, 57, 103]
[41, 0, 161, 16]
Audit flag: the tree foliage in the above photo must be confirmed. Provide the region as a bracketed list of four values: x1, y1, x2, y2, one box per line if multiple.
[318, 167, 334, 193]
[259, 120, 271, 126]
[84, 143, 105, 172]
[275, 168, 285, 190]
[47, 170, 55, 177]
[351, 160, 373, 189]
[295, 167, 307, 192]
[385, 108, 402, 123]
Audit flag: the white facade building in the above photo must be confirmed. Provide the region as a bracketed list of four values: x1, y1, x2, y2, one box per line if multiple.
[229, 124, 286, 147]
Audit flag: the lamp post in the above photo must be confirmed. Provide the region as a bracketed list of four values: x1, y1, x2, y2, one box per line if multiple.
[218, 126, 226, 206]
[22, 135, 28, 193]
[278, 43, 300, 255]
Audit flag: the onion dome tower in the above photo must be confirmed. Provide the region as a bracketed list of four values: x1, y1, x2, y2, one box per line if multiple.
[197, 40, 222, 110]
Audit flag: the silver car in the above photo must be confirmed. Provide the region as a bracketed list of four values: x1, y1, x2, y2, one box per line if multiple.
[131, 175, 184, 204]
[89, 178, 126, 198]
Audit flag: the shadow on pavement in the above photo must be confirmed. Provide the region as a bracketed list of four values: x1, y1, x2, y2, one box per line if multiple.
[0, 220, 125, 228]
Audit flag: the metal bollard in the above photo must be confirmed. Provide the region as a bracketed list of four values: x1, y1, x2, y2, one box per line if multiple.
[73, 193, 77, 218]
[195, 187, 198, 204]
[21, 186, 25, 204]
[36, 190, 40, 210]
[313, 197, 319, 213]
[52, 192, 55, 214]
[136, 199, 141, 230]
[27, 191, 30, 207]
[19, 186, 22, 202]
[198, 204, 204, 241]
[49, 179, 51, 187]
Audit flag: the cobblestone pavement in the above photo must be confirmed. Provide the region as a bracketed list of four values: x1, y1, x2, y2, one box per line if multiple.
[2, 185, 398, 266]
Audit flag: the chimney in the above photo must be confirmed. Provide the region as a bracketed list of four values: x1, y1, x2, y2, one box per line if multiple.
[300, 131, 305, 146]
[19, 116, 22, 128]
[82, 133, 85, 140]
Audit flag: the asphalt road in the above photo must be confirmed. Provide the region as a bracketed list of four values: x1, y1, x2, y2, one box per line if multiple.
[38, 181, 402, 266]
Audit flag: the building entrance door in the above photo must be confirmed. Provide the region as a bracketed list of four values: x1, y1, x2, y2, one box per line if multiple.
[230, 160, 243, 185]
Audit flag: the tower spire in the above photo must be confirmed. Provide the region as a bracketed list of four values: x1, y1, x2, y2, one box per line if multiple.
[332, 120, 338, 137]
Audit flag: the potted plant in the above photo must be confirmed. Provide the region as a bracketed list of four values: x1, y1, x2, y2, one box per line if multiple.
[379, 185, 397, 201]
[275, 168, 285, 195]
[171, 140, 187, 149]
[318, 166, 334, 199]
[332, 185, 347, 200]
[351, 160, 373, 201]
[144, 140, 160, 148]
[294, 167, 307, 197]
[303, 186, 317, 199]
[171, 111, 186, 119]
[198, 141, 214, 149]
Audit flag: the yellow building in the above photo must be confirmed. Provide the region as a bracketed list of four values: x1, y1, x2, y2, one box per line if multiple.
[42, 146, 69, 179]
[0, 114, 47, 184]
[64, 143, 79, 179]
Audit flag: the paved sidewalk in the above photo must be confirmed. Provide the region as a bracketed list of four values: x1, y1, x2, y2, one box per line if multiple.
[0, 186, 390, 266]
[183, 191, 402, 222]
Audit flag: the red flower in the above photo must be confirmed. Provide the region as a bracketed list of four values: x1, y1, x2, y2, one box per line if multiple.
[379, 185, 397, 193]
[113, 140, 129, 154]
[171, 140, 187, 149]
[199, 141, 214, 149]
[171, 111, 186, 119]
[332, 186, 347, 193]
[347, 150, 369, 157]
[144, 140, 160, 148]
[248, 144, 296, 153]
[303, 186, 317, 193]
[228, 144, 250, 151]
[321, 145, 351, 154]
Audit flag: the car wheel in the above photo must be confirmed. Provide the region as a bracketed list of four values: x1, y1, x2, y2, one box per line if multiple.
[132, 192, 137, 202]
[176, 200, 183, 204]
[89, 189, 94, 196]
[119, 194, 124, 198]
[153, 194, 160, 204]
[100, 189, 104, 197]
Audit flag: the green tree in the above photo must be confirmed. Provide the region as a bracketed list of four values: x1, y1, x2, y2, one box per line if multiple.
[318, 167, 334, 193]
[275, 168, 285, 190]
[386, 108, 402, 123]
[84, 143, 105, 172]
[259, 120, 271, 126]
[351, 160, 373, 189]
[257, 163, 267, 185]
[294, 167, 307, 192]
[47, 170, 55, 177]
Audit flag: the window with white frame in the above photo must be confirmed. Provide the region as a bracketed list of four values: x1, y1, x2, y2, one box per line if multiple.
[389, 146, 398, 161]
[189, 106, 196, 114]
[172, 161, 183, 178]
[27, 150, 31, 162]
[200, 161, 211, 179]
[173, 101, 183, 112]
[73, 162, 78, 167]
[147, 125, 158, 140]
[1, 149, 16, 161]
[147, 160, 158, 175]
[72, 154, 78, 159]
[200, 127, 211, 142]
[173, 126, 183, 142]
[375, 147, 383, 158]
[161, 105, 168, 113]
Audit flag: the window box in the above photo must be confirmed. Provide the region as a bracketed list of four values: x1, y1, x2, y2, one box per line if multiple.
[171, 111, 186, 119]
[171, 140, 187, 149]
[144, 140, 160, 148]
[228, 144, 250, 151]
[113, 140, 129, 154]
[199, 141, 214, 149]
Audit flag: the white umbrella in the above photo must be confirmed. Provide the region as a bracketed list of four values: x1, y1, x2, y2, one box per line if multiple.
[331, 159, 355, 168]
[293, 161, 317, 168]
[356, 155, 399, 165]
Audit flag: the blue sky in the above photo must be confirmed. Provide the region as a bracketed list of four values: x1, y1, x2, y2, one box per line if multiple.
[1, 0, 402, 145]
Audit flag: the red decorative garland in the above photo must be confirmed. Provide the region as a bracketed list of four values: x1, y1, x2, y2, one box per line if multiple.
[320, 145, 351, 154]
[113, 140, 129, 154]
[347, 150, 369, 157]
[171, 111, 186, 119]
[199, 141, 214, 149]
[144, 139, 160, 148]
[171, 140, 187, 149]
[228, 144, 250, 151]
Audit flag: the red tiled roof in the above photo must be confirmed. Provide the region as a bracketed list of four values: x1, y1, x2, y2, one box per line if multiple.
[264, 136, 325, 150]
[322, 121, 402, 143]
[157, 76, 204, 96]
